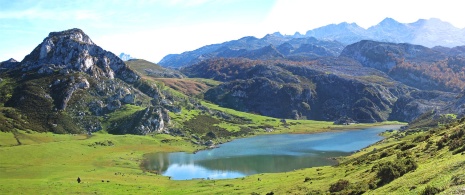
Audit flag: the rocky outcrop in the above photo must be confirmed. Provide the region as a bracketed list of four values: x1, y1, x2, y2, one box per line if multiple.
[21, 28, 139, 83]
[198, 58, 416, 122]
[0, 28, 175, 135]
[108, 107, 169, 135]
[50, 76, 90, 110]
[389, 90, 456, 122]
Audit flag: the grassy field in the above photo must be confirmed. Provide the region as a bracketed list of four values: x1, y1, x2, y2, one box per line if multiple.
[1, 123, 464, 194]
[2, 119, 465, 194]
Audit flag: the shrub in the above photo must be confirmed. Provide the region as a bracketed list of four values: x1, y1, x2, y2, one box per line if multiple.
[329, 179, 350, 193]
[374, 158, 418, 186]
[420, 186, 442, 195]
[451, 174, 465, 186]
[400, 143, 416, 151]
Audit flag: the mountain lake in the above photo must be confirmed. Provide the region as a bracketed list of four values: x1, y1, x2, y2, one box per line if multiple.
[142, 125, 403, 180]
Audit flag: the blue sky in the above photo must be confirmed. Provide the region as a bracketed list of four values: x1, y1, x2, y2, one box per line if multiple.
[1, 0, 465, 62]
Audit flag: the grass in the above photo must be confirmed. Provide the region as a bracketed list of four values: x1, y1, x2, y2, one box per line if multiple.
[0, 132, 195, 194]
[202, 101, 404, 135]
[153, 78, 211, 96]
[1, 120, 465, 194]
[125, 59, 164, 74]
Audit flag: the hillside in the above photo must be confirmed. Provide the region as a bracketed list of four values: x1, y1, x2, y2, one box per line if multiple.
[181, 57, 458, 123]
[0, 29, 185, 135]
[341, 40, 465, 93]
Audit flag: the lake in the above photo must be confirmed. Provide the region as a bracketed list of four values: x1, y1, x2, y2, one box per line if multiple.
[142, 125, 402, 180]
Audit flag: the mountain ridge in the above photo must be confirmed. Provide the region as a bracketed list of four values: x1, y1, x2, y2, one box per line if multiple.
[159, 18, 465, 68]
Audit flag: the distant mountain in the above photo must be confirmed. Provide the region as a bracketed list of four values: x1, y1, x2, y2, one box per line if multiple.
[159, 34, 344, 68]
[306, 18, 465, 47]
[118, 53, 134, 61]
[0, 58, 20, 69]
[159, 18, 465, 68]
[340, 40, 465, 92]
[305, 22, 370, 44]
[179, 38, 465, 122]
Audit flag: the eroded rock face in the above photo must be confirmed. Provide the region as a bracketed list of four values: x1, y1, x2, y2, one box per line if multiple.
[50, 76, 90, 110]
[1, 28, 172, 135]
[109, 107, 169, 135]
[21, 28, 139, 83]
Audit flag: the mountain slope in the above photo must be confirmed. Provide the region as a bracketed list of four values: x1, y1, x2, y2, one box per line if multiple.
[0, 29, 170, 135]
[341, 40, 465, 92]
[182, 58, 443, 122]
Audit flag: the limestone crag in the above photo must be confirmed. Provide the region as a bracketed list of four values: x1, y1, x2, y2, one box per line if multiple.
[21, 28, 139, 83]
[0, 28, 171, 135]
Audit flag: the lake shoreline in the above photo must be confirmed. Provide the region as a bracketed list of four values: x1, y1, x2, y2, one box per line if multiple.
[145, 124, 404, 180]
[190, 122, 406, 154]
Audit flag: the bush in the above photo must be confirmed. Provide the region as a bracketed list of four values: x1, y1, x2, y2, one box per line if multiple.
[374, 158, 418, 186]
[451, 174, 465, 186]
[329, 179, 350, 193]
[399, 143, 416, 151]
[420, 186, 442, 195]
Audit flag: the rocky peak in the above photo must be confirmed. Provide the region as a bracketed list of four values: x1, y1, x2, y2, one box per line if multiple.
[378, 17, 401, 27]
[6, 58, 18, 63]
[20, 28, 139, 83]
[271, 32, 284, 37]
[0, 58, 20, 69]
[47, 28, 95, 45]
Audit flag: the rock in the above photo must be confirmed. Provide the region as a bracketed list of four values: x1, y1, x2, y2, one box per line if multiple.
[21, 28, 139, 83]
[204, 140, 214, 146]
[77, 78, 90, 89]
[107, 100, 122, 111]
[122, 94, 135, 104]
[89, 100, 105, 116]
[333, 116, 358, 125]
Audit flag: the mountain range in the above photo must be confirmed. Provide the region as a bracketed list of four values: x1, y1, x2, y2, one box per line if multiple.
[3, 18, 465, 136]
[159, 18, 465, 68]
[2, 21, 465, 194]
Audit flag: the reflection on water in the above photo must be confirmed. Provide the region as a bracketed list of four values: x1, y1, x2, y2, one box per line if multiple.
[142, 125, 402, 180]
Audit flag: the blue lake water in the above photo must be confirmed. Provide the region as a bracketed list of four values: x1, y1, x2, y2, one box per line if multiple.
[142, 125, 402, 180]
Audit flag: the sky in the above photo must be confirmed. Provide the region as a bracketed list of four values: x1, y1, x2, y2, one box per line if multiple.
[1, 0, 465, 63]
